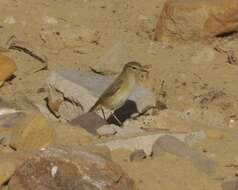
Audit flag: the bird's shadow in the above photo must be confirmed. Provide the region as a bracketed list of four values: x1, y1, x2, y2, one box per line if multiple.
[107, 100, 138, 125]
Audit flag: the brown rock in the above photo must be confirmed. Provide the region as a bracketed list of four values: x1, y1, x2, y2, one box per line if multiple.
[9, 113, 54, 150]
[0, 160, 15, 185]
[0, 54, 17, 86]
[51, 122, 95, 146]
[155, 0, 238, 42]
[8, 147, 136, 190]
[82, 145, 112, 159]
[0, 151, 34, 188]
[9, 112, 95, 150]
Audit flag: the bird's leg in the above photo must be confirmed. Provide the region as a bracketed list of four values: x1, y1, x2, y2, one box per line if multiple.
[111, 112, 122, 126]
[100, 107, 106, 120]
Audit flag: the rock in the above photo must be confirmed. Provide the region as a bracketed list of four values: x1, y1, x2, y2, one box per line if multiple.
[10, 113, 53, 150]
[222, 179, 238, 190]
[0, 160, 15, 185]
[47, 84, 64, 118]
[47, 70, 155, 120]
[9, 112, 95, 150]
[130, 149, 146, 161]
[70, 112, 108, 135]
[98, 130, 206, 155]
[92, 42, 132, 74]
[155, 0, 238, 42]
[51, 122, 95, 146]
[0, 54, 17, 87]
[97, 124, 117, 136]
[97, 124, 144, 137]
[82, 145, 112, 159]
[35, 103, 59, 121]
[0, 97, 34, 130]
[0, 151, 35, 188]
[152, 135, 215, 174]
[0, 131, 12, 146]
[116, 124, 144, 136]
[8, 147, 136, 190]
[40, 85, 81, 121]
[0, 150, 57, 188]
[151, 143, 166, 157]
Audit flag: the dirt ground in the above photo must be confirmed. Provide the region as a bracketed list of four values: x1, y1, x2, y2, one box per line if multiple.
[1, 0, 238, 189]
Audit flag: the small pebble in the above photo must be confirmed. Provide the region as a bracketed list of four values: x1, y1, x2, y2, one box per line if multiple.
[130, 149, 146, 162]
[97, 124, 117, 136]
[51, 166, 58, 178]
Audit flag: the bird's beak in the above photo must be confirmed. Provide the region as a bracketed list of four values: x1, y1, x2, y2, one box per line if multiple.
[140, 65, 150, 73]
[140, 68, 149, 73]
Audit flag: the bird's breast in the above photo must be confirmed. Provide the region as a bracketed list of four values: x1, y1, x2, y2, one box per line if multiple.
[104, 77, 136, 109]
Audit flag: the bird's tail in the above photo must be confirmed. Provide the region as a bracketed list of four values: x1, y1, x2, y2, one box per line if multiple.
[88, 103, 98, 112]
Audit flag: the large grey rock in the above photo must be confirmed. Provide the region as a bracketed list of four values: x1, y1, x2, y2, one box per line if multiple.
[152, 135, 215, 174]
[8, 147, 136, 190]
[70, 112, 108, 135]
[47, 70, 155, 121]
[98, 130, 206, 155]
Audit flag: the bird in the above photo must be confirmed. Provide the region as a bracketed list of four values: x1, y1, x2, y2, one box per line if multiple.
[88, 61, 148, 125]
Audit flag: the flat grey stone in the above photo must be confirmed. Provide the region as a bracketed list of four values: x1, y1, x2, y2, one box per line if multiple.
[69, 112, 107, 135]
[98, 130, 206, 155]
[152, 135, 215, 174]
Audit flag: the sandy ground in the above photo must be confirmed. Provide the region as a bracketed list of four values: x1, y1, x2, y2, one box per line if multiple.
[1, 0, 238, 189]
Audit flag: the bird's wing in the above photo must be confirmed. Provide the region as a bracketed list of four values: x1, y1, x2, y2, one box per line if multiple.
[99, 75, 123, 100]
[88, 76, 123, 112]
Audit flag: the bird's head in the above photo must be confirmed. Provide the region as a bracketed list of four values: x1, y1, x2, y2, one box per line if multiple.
[123, 61, 149, 74]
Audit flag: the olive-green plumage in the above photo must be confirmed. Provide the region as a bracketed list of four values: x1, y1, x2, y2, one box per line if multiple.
[88, 61, 148, 112]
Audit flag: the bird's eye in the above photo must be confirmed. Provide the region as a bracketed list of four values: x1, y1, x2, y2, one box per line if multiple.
[132, 67, 136, 69]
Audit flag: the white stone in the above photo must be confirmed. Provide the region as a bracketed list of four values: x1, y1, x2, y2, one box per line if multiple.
[51, 166, 58, 178]
[3, 16, 16, 24]
[97, 124, 117, 136]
